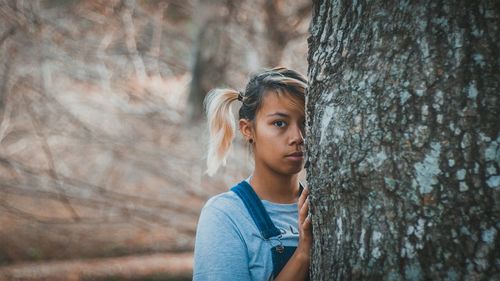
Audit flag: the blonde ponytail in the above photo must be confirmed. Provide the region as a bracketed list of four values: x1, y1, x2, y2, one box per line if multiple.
[204, 88, 240, 176]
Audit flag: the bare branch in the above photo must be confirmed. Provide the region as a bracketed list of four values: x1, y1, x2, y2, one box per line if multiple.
[22, 93, 81, 221]
[1, 182, 197, 234]
[149, 2, 168, 77]
[121, 1, 147, 83]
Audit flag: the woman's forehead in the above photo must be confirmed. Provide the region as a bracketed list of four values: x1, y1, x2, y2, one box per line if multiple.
[258, 93, 305, 117]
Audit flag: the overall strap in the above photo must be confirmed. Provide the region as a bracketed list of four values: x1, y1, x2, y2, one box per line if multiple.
[231, 180, 281, 239]
[231, 180, 305, 239]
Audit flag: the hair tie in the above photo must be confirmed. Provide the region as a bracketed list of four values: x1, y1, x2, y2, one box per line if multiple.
[237, 91, 244, 102]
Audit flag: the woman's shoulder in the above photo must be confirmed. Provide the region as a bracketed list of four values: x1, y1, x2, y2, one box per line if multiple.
[198, 187, 254, 233]
[202, 188, 243, 215]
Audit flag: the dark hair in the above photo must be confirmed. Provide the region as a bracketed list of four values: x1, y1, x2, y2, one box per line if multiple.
[204, 66, 308, 176]
[239, 67, 307, 120]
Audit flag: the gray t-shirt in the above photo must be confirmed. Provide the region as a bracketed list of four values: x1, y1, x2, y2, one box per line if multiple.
[193, 180, 300, 281]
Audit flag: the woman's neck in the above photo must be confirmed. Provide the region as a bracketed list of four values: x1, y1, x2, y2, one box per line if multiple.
[249, 166, 300, 204]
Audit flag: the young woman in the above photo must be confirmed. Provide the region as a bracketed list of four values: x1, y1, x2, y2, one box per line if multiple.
[193, 67, 312, 281]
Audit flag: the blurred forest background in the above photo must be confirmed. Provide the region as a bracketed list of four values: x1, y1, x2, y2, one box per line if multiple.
[0, 0, 311, 280]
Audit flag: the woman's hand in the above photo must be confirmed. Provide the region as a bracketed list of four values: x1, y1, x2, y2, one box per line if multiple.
[275, 186, 312, 281]
[296, 186, 312, 263]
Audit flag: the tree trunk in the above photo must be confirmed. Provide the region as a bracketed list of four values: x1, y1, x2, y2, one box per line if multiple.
[306, 1, 499, 280]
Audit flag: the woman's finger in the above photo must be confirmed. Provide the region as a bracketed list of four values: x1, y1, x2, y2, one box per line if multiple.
[302, 215, 312, 232]
[298, 185, 308, 209]
[299, 198, 309, 224]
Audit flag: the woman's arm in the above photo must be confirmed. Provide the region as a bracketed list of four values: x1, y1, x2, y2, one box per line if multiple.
[275, 187, 312, 281]
[193, 204, 252, 281]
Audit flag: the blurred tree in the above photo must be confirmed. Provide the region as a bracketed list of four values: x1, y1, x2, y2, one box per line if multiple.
[307, 0, 499, 280]
[186, 0, 312, 121]
[187, 0, 235, 121]
[263, 0, 311, 66]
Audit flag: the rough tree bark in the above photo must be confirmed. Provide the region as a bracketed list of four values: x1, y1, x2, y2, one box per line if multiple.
[306, 1, 499, 280]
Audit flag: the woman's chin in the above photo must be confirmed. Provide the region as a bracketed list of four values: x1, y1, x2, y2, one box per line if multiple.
[282, 164, 304, 175]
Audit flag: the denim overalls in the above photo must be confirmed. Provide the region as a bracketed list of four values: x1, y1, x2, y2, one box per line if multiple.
[231, 180, 304, 279]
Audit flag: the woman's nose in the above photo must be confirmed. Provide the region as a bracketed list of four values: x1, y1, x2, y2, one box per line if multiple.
[290, 124, 304, 145]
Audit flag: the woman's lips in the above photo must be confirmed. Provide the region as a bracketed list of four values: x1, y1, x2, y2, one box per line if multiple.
[286, 152, 304, 161]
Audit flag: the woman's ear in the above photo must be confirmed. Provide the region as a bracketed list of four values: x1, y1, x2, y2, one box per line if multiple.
[238, 119, 254, 142]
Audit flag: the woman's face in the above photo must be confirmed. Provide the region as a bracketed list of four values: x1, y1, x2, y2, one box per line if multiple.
[251, 92, 305, 175]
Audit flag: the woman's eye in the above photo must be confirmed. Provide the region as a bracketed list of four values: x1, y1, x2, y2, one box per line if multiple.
[273, 121, 287, 128]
